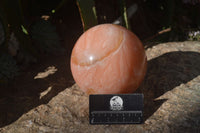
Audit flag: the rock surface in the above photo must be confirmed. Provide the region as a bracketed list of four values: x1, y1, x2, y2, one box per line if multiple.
[1, 41, 200, 133]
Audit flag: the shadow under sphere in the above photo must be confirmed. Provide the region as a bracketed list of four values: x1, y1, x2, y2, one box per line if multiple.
[139, 51, 200, 120]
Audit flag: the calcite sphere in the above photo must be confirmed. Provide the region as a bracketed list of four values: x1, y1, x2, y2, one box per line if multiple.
[70, 24, 147, 94]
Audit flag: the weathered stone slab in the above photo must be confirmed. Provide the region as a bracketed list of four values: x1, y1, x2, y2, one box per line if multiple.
[1, 41, 200, 133]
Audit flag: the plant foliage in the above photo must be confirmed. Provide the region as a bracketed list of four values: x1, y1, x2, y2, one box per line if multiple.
[76, 0, 98, 31]
[117, 0, 129, 29]
[0, 54, 19, 82]
[31, 19, 61, 53]
[0, 20, 4, 45]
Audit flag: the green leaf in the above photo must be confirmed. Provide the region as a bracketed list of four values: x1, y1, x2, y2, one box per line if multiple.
[21, 25, 29, 35]
[0, 0, 37, 57]
[52, 0, 70, 13]
[117, 0, 129, 29]
[76, 0, 98, 31]
[51, 10, 56, 14]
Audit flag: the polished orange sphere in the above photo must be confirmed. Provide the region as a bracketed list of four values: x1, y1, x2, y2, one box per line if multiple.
[70, 24, 147, 94]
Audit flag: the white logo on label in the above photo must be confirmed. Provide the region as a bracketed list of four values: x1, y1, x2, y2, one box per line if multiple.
[110, 96, 123, 111]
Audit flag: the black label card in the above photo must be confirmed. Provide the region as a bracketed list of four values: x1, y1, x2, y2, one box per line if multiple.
[89, 94, 143, 124]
